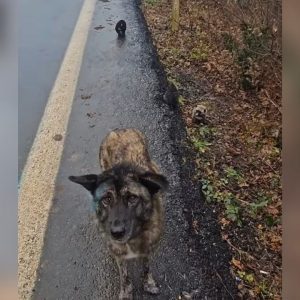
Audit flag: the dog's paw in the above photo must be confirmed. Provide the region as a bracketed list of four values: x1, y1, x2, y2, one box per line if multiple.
[143, 274, 160, 295]
[119, 293, 133, 300]
[119, 285, 133, 300]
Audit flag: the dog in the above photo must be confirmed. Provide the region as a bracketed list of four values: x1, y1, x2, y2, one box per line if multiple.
[69, 129, 168, 299]
[115, 20, 126, 38]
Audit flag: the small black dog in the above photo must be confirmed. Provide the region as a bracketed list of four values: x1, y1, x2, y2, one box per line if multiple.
[115, 20, 126, 38]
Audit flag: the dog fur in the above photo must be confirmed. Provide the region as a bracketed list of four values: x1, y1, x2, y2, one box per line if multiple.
[69, 129, 168, 299]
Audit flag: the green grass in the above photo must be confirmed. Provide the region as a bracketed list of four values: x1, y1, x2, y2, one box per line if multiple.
[249, 194, 270, 216]
[178, 95, 185, 106]
[192, 139, 212, 153]
[225, 198, 241, 225]
[145, 0, 159, 6]
[190, 45, 209, 61]
[167, 76, 181, 89]
[224, 166, 241, 180]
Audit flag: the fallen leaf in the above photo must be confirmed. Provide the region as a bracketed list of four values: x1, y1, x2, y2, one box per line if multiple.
[232, 258, 244, 270]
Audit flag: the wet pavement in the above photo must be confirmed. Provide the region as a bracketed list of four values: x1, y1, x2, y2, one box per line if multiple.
[33, 0, 237, 299]
[19, 0, 84, 176]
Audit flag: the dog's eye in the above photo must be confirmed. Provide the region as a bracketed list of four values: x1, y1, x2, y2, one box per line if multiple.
[102, 196, 112, 207]
[127, 195, 139, 206]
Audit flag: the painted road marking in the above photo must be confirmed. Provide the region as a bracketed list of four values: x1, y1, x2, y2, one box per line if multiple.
[18, 0, 96, 298]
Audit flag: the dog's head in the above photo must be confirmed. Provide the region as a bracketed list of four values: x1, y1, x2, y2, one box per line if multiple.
[69, 164, 168, 243]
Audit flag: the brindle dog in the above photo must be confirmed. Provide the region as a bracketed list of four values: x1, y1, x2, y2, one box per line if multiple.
[69, 129, 168, 299]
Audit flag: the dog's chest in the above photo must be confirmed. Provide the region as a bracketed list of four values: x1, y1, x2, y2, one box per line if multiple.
[124, 244, 141, 259]
[109, 241, 144, 259]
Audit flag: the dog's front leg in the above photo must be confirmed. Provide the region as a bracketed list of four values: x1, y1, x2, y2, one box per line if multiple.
[116, 258, 133, 300]
[142, 257, 159, 295]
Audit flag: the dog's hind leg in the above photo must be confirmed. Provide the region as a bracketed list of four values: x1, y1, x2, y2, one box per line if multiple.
[142, 257, 160, 295]
[116, 258, 133, 300]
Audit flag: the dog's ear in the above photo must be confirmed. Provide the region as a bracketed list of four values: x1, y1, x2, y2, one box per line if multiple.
[69, 173, 114, 194]
[139, 172, 169, 195]
[69, 174, 99, 193]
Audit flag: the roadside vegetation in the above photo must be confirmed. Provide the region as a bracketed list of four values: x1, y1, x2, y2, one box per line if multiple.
[142, 0, 282, 298]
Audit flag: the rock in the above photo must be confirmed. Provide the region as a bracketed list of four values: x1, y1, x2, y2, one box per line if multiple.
[53, 134, 63, 141]
[81, 94, 92, 100]
[86, 112, 96, 118]
[192, 104, 207, 124]
[181, 289, 200, 299]
[182, 291, 192, 299]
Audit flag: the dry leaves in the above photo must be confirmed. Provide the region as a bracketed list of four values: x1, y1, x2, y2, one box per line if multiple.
[143, 0, 281, 298]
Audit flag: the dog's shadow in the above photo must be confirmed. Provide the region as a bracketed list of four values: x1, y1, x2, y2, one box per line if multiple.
[116, 36, 126, 48]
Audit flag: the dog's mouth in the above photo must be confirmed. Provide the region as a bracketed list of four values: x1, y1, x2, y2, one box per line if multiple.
[110, 232, 131, 244]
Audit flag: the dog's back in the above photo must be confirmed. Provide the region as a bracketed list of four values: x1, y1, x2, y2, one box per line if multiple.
[100, 128, 159, 173]
[99, 129, 164, 255]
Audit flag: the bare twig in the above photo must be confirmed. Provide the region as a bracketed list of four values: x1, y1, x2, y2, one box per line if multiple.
[264, 89, 282, 113]
[215, 269, 234, 300]
[226, 238, 256, 261]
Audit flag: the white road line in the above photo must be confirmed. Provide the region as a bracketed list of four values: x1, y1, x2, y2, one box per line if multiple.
[18, 0, 96, 298]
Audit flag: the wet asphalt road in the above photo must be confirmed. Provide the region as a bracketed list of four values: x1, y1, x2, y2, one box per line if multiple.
[19, 0, 84, 176]
[33, 0, 237, 299]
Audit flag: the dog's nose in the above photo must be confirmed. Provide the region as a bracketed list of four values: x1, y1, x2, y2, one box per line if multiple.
[111, 223, 126, 240]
